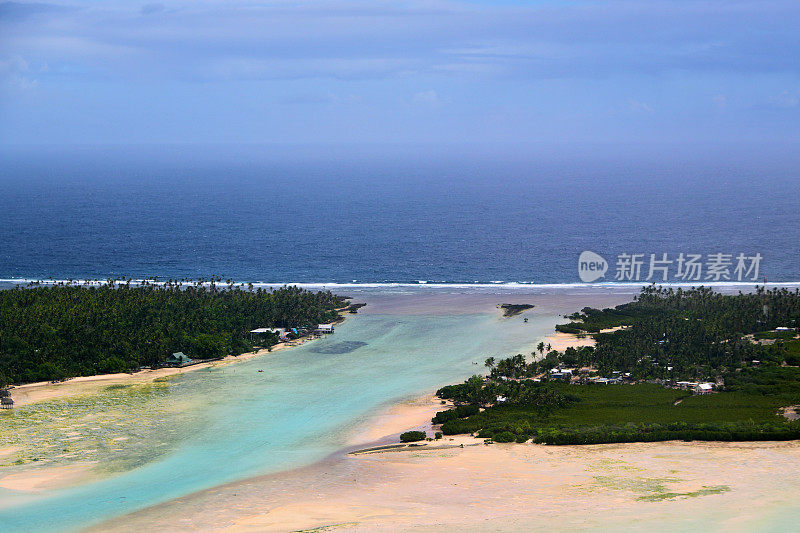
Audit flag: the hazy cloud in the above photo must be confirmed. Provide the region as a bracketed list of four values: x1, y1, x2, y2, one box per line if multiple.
[628, 99, 654, 114]
[771, 90, 799, 108]
[1, 0, 799, 144]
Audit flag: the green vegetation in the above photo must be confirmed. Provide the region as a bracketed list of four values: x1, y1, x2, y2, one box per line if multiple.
[431, 285, 800, 446]
[551, 285, 800, 379]
[399, 430, 426, 442]
[753, 330, 798, 340]
[436, 378, 800, 445]
[431, 404, 480, 424]
[0, 280, 347, 384]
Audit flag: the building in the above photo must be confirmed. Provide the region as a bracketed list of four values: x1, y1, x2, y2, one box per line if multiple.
[315, 323, 335, 334]
[166, 352, 192, 367]
[695, 383, 714, 394]
[250, 327, 288, 341]
[0, 397, 13, 409]
[549, 367, 573, 380]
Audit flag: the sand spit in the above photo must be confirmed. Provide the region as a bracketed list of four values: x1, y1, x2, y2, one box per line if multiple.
[0, 463, 97, 493]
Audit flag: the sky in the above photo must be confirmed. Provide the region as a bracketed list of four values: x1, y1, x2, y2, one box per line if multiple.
[0, 0, 798, 146]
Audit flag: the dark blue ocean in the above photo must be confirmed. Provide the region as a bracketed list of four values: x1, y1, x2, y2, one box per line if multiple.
[1, 143, 798, 284]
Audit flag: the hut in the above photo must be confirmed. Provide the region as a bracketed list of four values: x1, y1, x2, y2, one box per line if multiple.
[0, 397, 13, 409]
[166, 352, 192, 367]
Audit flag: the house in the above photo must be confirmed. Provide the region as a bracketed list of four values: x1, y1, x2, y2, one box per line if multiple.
[496, 395, 507, 403]
[676, 381, 699, 390]
[166, 352, 192, 367]
[695, 383, 714, 394]
[250, 327, 288, 341]
[1, 397, 13, 409]
[315, 323, 335, 334]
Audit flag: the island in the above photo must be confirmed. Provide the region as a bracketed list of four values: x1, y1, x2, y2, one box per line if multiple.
[498, 303, 535, 317]
[424, 286, 800, 444]
[0, 279, 348, 387]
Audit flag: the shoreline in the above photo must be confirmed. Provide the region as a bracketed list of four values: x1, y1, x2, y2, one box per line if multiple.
[6, 336, 318, 408]
[32, 289, 800, 532]
[95, 409, 800, 532]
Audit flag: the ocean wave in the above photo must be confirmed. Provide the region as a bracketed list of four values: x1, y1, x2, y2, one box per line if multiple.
[2, 278, 800, 293]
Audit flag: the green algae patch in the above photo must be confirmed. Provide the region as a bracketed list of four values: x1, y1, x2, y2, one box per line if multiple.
[592, 475, 683, 495]
[588, 458, 644, 473]
[637, 485, 731, 501]
[0, 380, 208, 474]
[296, 523, 360, 532]
[586, 474, 731, 502]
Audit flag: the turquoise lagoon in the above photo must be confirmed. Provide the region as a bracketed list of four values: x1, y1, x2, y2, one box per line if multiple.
[0, 292, 563, 532]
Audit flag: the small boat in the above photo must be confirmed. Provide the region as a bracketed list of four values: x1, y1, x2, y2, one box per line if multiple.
[258, 370, 264, 373]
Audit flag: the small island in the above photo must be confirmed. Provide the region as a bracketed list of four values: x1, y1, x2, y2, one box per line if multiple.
[498, 303, 535, 317]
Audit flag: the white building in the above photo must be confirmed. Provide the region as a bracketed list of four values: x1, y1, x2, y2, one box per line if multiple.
[315, 323, 335, 334]
[695, 383, 714, 394]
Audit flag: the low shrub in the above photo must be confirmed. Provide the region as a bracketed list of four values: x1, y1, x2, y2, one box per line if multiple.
[493, 431, 516, 443]
[400, 431, 426, 443]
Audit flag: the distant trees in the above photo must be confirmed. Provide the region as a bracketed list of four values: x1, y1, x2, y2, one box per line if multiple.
[0, 282, 347, 384]
[553, 285, 800, 379]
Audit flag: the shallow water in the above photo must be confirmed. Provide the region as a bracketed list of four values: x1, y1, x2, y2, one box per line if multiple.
[0, 292, 570, 532]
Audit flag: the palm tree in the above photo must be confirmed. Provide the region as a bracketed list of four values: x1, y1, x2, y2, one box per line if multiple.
[485, 357, 495, 368]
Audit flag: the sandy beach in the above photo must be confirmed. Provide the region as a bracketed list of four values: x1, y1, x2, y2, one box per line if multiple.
[6, 338, 313, 408]
[91, 389, 800, 532]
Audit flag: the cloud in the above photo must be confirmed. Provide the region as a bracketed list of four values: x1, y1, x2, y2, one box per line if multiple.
[0, 54, 38, 91]
[628, 99, 653, 114]
[771, 90, 799, 108]
[279, 92, 361, 105]
[2, 1, 800, 144]
[412, 89, 440, 106]
[2, 0, 799, 83]
[140, 3, 164, 16]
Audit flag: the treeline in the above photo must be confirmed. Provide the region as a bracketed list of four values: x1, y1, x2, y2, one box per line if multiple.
[0, 282, 347, 384]
[534, 421, 800, 445]
[555, 285, 800, 379]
